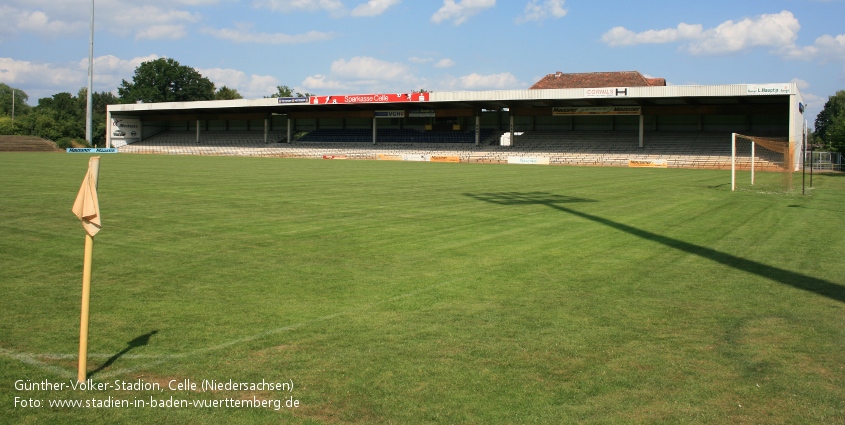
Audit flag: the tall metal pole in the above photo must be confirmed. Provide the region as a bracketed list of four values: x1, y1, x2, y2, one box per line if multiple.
[810, 145, 814, 188]
[11, 88, 14, 121]
[802, 122, 806, 195]
[85, 0, 94, 146]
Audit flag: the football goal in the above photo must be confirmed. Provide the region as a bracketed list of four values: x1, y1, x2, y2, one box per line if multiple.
[731, 133, 794, 193]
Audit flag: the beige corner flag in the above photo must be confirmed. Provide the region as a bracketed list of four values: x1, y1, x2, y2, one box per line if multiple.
[72, 156, 101, 237]
[73, 156, 100, 383]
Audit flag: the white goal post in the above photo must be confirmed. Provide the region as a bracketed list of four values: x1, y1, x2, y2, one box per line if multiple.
[731, 133, 793, 192]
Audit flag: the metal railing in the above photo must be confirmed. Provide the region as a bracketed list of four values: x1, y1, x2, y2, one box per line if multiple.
[805, 151, 843, 172]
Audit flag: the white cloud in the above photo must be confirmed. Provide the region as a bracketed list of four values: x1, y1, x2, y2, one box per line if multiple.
[351, 0, 402, 17]
[330, 56, 410, 81]
[253, 0, 344, 13]
[135, 25, 189, 41]
[434, 58, 455, 68]
[3, 54, 285, 100]
[301, 74, 347, 91]
[0, 2, 201, 42]
[0, 57, 80, 88]
[301, 56, 426, 93]
[89, 54, 161, 90]
[15, 10, 87, 37]
[408, 56, 433, 64]
[689, 11, 801, 55]
[602, 10, 845, 65]
[107, 6, 201, 39]
[791, 78, 810, 91]
[198, 67, 281, 98]
[516, 0, 567, 24]
[602, 23, 703, 47]
[201, 24, 333, 44]
[782, 34, 845, 62]
[85, 54, 159, 75]
[254, 0, 400, 17]
[0, 6, 86, 41]
[443, 72, 522, 90]
[815, 34, 845, 57]
[601, 11, 801, 55]
[0, 54, 161, 100]
[431, 0, 496, 26]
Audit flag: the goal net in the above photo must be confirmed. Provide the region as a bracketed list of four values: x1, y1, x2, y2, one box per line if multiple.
[731, 133, 794, 193]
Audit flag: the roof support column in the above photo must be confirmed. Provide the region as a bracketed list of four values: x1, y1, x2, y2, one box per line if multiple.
[372, 116, 377, 145]
[475, 114, 480, 146]
[639, 114, 644, 148]
[106, 109, 112, 148]
[287, 117, 292, 144]
[509, 114, 514, 146]
[264, 116, 269, 144]
[196, 120, 200, 144]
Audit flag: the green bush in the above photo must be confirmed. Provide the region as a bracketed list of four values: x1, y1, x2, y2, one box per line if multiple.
[55, 137, 89, 149]
[0, 116, 13, 135]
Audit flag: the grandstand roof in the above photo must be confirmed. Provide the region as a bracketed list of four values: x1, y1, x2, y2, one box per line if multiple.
[107, 83, 800, 125]
[530, 71, 666, 90]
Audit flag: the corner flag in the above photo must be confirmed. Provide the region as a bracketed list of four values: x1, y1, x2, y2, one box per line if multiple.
[72, 156, 100, 383]
[72, 157, 101, 236]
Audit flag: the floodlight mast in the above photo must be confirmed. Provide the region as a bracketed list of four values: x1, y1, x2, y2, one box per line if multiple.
[85, 0, 94, 146]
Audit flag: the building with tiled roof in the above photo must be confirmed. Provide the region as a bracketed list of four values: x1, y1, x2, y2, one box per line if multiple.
[530, 71, 666, 90]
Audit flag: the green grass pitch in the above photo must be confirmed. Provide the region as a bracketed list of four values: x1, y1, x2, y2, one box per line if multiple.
[1, 152, 844, 424]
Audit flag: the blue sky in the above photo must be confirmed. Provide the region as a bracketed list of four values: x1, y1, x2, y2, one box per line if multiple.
[1, 0, 844, 124]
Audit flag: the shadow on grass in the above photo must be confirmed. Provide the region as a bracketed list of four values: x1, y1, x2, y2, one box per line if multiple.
[465, 192, 845, 304]
[89, 330, 158, 379]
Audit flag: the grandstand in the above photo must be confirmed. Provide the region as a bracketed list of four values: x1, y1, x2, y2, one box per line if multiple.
[117, 128, 790, 170]
[0, 136, 61, 152]
[107, 73, 805, 170]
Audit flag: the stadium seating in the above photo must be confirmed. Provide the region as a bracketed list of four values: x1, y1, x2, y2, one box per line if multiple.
[297, 128, 495, 144]
[0, 136, 62, 152]
[117, 129, 787, 170]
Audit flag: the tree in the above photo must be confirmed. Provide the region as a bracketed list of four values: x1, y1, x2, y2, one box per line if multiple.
[215, 86, 243, 100]
[0, 83, 30, 118]
[825, 115, 845, 154]
[118, 58, 215, 103]
[265, 85, 312, 98]
[266, 85, 293, 98]
[814, 90, 845, 154]
[78, 88, 119, 146]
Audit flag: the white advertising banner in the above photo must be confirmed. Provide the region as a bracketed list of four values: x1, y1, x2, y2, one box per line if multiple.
[111, 118, 141, 140]
[746, 84, 791, 95]
[553, 106, 641, 116]
[628, 159, 668, 168]
[584, 87, 629, 98]
[402, 154, 429, 162]
[508, 156, 550, 165]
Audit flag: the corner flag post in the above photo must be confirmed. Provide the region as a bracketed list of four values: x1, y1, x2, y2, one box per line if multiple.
[72, 156, 101, 383]
[78, 224, 94, 382]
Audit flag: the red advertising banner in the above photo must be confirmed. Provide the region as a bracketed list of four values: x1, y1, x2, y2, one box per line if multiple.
[309, 92, 429, 105]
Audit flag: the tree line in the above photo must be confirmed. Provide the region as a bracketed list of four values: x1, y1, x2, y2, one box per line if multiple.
[0, 58, 308, 147]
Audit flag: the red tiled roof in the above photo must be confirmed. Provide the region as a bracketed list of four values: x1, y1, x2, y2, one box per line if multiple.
[530, 71, 666, 89]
